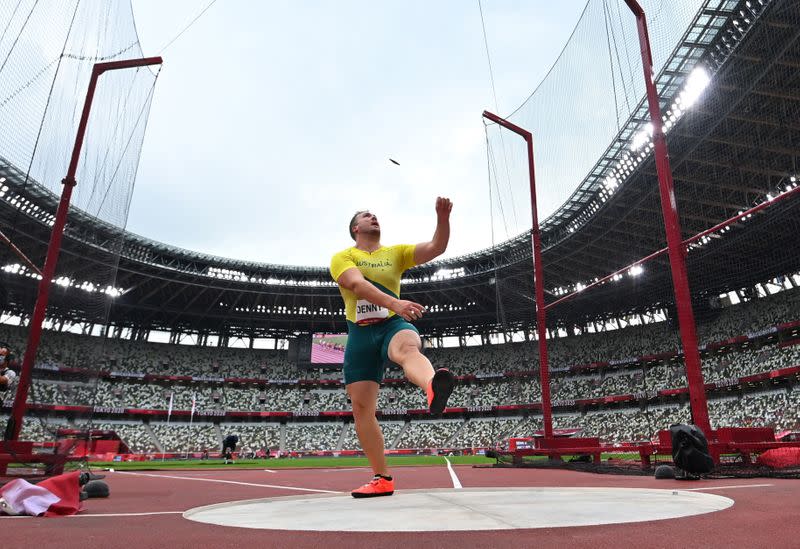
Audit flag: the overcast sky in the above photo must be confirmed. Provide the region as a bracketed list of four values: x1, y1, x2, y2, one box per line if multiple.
[127, 0, 587, 268]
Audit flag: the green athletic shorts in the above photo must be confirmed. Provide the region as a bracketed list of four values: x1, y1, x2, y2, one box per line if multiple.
[344, 316, 418, 385]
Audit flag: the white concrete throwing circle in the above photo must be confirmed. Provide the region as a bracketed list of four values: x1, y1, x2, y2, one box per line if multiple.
[183, 487, 733, 531]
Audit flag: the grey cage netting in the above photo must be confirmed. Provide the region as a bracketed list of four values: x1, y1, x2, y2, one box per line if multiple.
[483, 0, 707, 241]
[482, 0, 800, 477]
[0, 0, 160, 474]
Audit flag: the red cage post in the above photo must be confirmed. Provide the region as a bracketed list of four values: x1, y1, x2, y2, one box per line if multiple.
[482, 111, 553, 439]
[622, 0, 712, 435]
[5, 57, 162, 442]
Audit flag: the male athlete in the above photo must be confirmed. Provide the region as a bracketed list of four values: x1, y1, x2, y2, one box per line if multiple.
[330, 197, 455, 498]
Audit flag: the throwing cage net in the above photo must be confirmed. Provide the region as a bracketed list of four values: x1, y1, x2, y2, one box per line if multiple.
[0, 0, 160, 477]
[482, 0, 800, 477]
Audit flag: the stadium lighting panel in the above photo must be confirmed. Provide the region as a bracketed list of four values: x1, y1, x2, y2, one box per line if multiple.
[432, 267, 466, 280]
[103, 286, 123, 298]
[680, 67, 710, 108]
[2, 263, 126, 296]
[79, 281, 95, 292]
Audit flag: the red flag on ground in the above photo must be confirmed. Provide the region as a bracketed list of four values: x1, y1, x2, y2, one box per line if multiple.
[0, 471, 82, 516]
[756, 447, 800, 468]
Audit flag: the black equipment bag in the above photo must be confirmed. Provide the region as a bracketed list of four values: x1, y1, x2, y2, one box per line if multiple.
[670, 424, 714, 474]
[223, 434, 239, 452]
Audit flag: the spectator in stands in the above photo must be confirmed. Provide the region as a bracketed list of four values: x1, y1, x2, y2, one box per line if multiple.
[0, 366, 16, 392]
[0, 344, 17, 393]
[329, 197, 456, 498]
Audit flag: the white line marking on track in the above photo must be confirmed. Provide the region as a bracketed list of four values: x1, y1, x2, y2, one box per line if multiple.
[115, 471, 339, 493]
[263, 469, 277, 473]
[682, 483, 774, 492]
[444, 457, 462, 489]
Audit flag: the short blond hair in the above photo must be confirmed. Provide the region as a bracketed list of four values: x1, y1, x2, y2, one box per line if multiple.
[349, 210, 368, 241]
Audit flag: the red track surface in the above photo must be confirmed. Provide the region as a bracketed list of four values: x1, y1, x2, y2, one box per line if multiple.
[2, 465, 798, 548]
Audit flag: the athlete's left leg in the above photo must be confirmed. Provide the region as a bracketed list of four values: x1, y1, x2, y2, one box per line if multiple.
[388, 329, 455, 414]
[387, 329, 433, 389]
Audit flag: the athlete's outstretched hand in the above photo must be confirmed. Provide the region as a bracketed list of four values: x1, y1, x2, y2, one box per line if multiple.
[435, 196, 453, 220]
[393, 299, 426, 322]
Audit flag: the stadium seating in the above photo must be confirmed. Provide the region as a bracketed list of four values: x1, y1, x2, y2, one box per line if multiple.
[149, 423, 219, 454]
[340, 421, 404, 451]
[1, 288, 798, 453]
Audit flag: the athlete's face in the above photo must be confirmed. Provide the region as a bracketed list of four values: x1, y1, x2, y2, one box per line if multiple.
[354, 211, 380, 238]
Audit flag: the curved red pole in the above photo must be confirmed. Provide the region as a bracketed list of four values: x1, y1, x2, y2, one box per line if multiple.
[6, 57, 162, 441]
[483, 110, 553, 439]
[622, 0, 711, 436]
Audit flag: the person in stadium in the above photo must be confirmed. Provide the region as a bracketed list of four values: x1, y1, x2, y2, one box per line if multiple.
[222, 434, 238, 464]
[330, 196, 455, 498]
[0, 344, 17, 394]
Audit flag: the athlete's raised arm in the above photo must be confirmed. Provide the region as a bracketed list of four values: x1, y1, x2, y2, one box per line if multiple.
[413, 196, 452, 265]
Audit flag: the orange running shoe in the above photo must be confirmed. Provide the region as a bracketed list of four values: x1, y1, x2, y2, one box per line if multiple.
[426, 368, 455, 415]
[351, 475, 395, 498]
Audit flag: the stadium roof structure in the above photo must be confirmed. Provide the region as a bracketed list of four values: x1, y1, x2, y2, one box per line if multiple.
[1, 0, 798, 342]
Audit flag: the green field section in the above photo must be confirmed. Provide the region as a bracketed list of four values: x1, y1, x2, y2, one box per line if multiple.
[89, 455, 496, 470]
